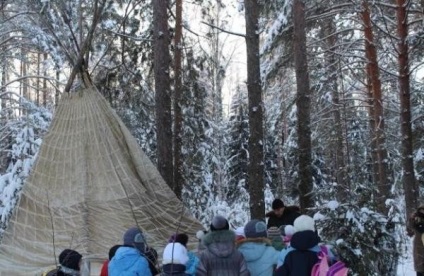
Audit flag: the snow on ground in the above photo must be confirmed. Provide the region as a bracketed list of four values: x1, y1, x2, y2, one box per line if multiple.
[397, 236, 415, 276]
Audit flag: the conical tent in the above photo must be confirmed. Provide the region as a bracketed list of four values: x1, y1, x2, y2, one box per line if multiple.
[0, 87, 203, 275]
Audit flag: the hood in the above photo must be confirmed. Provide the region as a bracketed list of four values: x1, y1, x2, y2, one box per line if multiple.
[112, 246, 142, 269]
[202, 230, 236, 258]
[236, 237, 271, 247]
[237, 240, 268, 262]
[290, 230, 320, 250]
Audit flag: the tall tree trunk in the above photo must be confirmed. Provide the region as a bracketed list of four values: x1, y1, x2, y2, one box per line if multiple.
[55, 70, 60, 107]
[36, 52, 40, 106]
[362, 0, 390, 214]
[396, 0, 418, 218]
[153, 0, 173, 188]
[173, 0, 183, 200]
[43, 53, 48, 106]
[323, 18, 349, 201]
[293, 0, 313, 212]
[244, 0, 265, 219]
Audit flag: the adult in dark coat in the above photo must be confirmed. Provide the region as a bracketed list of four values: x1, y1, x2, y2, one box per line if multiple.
[196, 215, 250, 276]
[266, 199, 300, 229]
[409, 205, 424, 276]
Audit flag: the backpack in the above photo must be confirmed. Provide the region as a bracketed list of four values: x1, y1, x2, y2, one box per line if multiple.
[311, 246, 348, 276]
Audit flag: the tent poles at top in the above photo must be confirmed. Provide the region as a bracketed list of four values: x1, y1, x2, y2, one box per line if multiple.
[64, 0, 107, 93]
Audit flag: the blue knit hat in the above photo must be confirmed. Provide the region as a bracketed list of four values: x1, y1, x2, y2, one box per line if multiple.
[244, 219, 267, 238]
[123, 227, 146, 252]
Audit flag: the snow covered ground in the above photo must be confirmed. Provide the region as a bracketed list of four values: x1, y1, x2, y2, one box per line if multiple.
[397, 236, 415, 276]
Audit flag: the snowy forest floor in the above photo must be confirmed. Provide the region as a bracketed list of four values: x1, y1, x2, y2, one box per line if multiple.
[397, 236, 415, 275]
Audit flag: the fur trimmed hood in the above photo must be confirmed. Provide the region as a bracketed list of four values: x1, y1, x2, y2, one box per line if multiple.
[236, 237, 271, 247]
[202, 230, 236, 258]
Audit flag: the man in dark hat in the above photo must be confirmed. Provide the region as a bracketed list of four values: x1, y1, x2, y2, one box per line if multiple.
[266, 198, 301, 229]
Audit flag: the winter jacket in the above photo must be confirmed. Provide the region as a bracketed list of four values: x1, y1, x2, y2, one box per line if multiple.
[185, 251, 199, 275]
[266, 206, 300, 229]
[161, 263, 187, 276]
[44, 267, 79, 276]
[196, 230, 250, 276]
[145, 246, 159, 275]
[275, 230, 335, 276]
[108, 246, 152, 276]
[100, 260, 109, 276]
[410, 208, 424, 272]
[237, 237, 279, 276]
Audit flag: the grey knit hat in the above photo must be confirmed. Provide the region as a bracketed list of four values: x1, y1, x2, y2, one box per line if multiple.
[123, 227, 146, 252]
[210, 215, 230, 231]
[244, 219, 268, 238]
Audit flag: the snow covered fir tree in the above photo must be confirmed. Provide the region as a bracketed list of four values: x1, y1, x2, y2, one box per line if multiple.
[0, 0, 423, 275]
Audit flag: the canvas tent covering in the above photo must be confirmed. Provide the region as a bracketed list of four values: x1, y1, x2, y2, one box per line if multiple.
[0, 86, 202, 275]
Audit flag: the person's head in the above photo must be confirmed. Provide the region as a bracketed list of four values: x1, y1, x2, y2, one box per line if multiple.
[108, 245, 121, 260]
[272, 199, 285, 217]
[244, 219, 268, 239]
[174, 233, 189, 247]
[123, 227, 146, 253]
[58, 249, 82, 272]
[210, 215, 230, 231]
[293, 215, 315, 232]
[162, 242, 189, 265]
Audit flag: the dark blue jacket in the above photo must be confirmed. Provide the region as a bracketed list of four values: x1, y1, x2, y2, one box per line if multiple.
[274, 230, 333, 276]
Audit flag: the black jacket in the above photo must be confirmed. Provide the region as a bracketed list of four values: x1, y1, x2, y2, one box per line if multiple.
[161, 263, 187, 276]
[266, 206, 301, 229]
[274, 230, 321, 276]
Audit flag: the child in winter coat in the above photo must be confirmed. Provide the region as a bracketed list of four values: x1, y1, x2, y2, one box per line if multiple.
[100, 245, 121, 276]
[237, 219, 279, 276]
[166, 233, 199, 275]
[44, 249, 82, 276]
[108, 227, 152, 276]
[196, 215, 250, 276]
[275, 215, 335, 276]
[162, 242, 189, 276]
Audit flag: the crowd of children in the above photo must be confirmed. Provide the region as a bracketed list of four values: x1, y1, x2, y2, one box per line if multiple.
[47, 198, 349, 276]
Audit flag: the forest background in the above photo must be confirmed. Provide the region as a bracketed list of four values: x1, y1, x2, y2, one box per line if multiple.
[0, 0, 423, 275]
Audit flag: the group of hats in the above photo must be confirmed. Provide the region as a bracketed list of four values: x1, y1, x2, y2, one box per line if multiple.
[243, 214, 316, 239]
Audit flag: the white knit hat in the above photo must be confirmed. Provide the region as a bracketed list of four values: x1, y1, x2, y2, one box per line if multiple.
[293, 215, 315, 232]
[162, 242, 189, 265]
[234, 226, 245, 237]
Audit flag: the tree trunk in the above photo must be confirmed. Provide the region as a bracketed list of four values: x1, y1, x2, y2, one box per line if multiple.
[43, 53, 48, 106]
[153, 0, 173, 188]
[244, 0, 265, 220]
[323, 18, 349, 201]
[396, 0, 418, 218]
[293, 0, 313, 212]
[36, 52, 40, 106]
[55, 70, 60, 107]
[362, 0, 390, 214]
[173, 0, 183, 200]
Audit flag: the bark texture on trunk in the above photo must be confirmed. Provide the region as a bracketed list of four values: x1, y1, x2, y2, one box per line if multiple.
[244, 0, 265, 220]
[173, 0, 183, 199]
[362, 0, 390, 214]
[153, 0, 173, 189]
[293, 0, 313, 212]
[396, 0, 418, 218]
